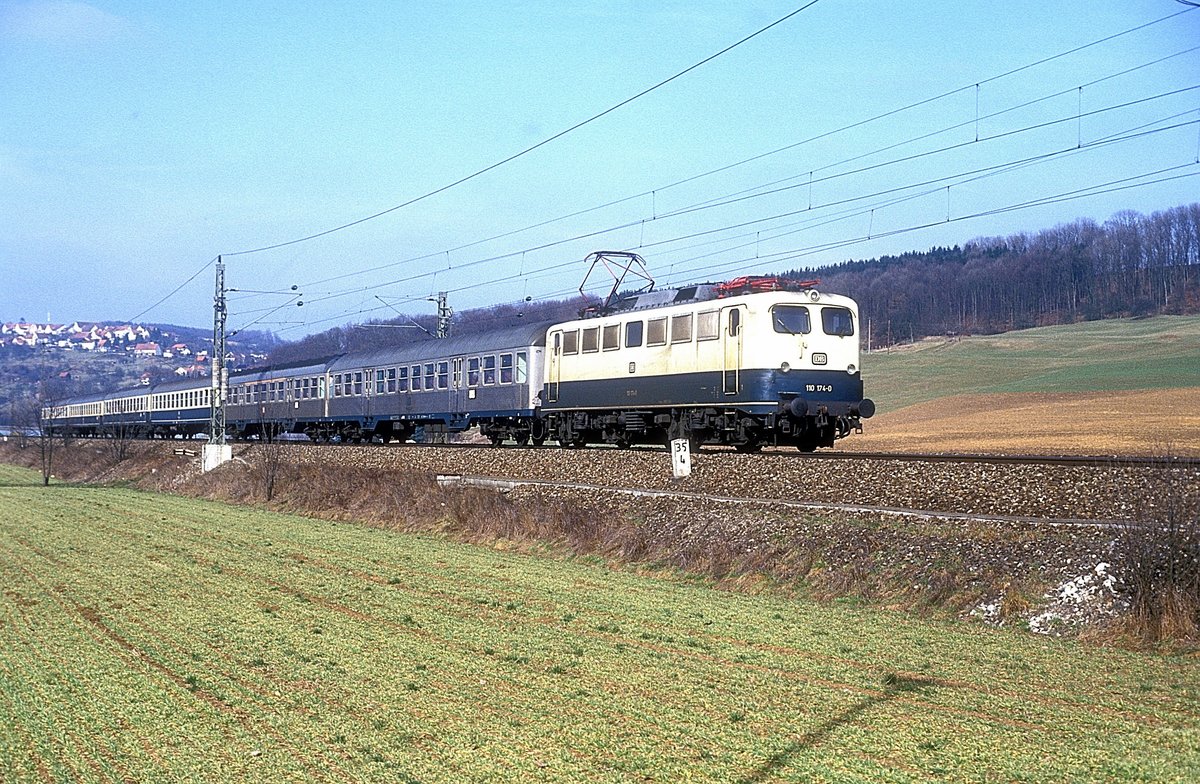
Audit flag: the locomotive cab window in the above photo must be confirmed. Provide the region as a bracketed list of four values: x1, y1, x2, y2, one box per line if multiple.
[821, 306, 855, 337]
[625, 321, 643, 348]
[772, 305, 812, 335]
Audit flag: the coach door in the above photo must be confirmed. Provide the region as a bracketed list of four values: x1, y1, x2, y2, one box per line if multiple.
[451, 357, 465, 411]
[547, 331, 562, 403]
[722, 306, 744, 395]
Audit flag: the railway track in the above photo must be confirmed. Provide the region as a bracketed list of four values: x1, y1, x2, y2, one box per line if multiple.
[301, 439, 1200, 468]
[434, 473, 1135, 530]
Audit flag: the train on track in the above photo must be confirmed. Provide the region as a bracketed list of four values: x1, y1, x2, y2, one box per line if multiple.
[45, 274, 874, 452]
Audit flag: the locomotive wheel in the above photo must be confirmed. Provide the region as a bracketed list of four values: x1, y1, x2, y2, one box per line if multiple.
[735, 440, 763, 454]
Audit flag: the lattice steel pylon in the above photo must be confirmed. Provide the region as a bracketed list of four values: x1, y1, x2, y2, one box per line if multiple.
[208, 256, 227, 447]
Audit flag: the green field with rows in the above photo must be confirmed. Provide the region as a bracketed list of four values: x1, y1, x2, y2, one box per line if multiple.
[864, 315, 1200, 412]
[2, 463, 1198, 782]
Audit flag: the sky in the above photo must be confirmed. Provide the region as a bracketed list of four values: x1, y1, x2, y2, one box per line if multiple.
[2, 0, 1198, 337]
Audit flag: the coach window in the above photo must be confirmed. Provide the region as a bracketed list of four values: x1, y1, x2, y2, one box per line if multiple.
[562, 329, 579, 355]
[375, 369, 386, 394]
[602, 324, 620, 351]
[671, 313, 693, 344]
[436, 361, 449, 390]
[424, 363, 435, 390]
[386, 368, 397, 393]
[697, 310, 719, 341]
[500, 353, 514, 383]
[397, 366, 409, 392]
[821, 306, 855, 337]
[318, 377, 326, 399]
[483, 355, 496, 384]
[772, 305, 812, 335]
[467, 357, 480, 386]
[516, 351, 528, 383]
[353, 372, 363, 396]
[582, 327, 600, 353]
[411, 365, 422, 391]
[625, 320, 643, 348]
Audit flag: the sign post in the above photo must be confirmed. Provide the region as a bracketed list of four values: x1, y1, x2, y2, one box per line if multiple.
[670, 438, 692, 480]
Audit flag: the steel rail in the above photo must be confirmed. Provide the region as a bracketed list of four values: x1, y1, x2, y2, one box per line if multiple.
[434, 474, 1139, 530]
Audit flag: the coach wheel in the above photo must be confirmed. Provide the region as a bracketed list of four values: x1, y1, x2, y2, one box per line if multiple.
[735, 440, 763, 454]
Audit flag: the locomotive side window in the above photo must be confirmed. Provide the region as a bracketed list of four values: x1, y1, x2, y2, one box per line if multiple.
[582, 327, 600, 353]
[821, 306, 855, 336]
[671, 314, 693, 344]
[602, 324, 620, 351]
[647, 317, 667, 346]
[483, 355, 496, 384]
[772, 305, 812, 335]
[516, 352, 528, 383]
[500, 353, 514, 383]
[696, 310, 719, 341]
[625, 321, 643, 348]
[562, 330, 579, 355]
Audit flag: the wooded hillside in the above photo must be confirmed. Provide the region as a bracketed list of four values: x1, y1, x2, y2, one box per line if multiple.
[786, 203, 1200, 346]
[267, 203, 1200, 364]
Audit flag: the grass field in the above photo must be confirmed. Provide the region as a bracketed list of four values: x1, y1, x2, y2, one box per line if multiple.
[864, 315, 1200, 413]
[2, 464, 1198, 782]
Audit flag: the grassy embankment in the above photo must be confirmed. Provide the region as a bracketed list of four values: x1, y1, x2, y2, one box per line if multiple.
[865, 315, 1200, 412]
[2, 464, 1198, 783]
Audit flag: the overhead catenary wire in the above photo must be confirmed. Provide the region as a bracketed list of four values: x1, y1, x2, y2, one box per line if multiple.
[123, 6, 1197, 328]
[222, 1, 825, 258]
[282, 89, 1200, 317]
[296, 35, 1200, 294]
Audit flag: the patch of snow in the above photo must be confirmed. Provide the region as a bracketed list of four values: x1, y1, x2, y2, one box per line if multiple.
[1028, 562, 1125, 636]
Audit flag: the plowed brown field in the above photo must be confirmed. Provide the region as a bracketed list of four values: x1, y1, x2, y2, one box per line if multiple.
[846, 387, 1200, 456]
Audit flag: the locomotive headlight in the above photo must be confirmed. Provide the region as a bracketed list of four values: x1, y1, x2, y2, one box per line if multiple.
[808, 290, 821, 302]
[780, 362, 791, 373]
[846, 363, 857, 374]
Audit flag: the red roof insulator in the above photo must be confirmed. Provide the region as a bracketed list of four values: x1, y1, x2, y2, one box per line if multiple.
[715, 276, 820, 297]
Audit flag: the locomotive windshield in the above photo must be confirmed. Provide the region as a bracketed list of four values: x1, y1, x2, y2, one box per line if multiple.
[771, 305, 811, 335]
[821, 306, 855, 336]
